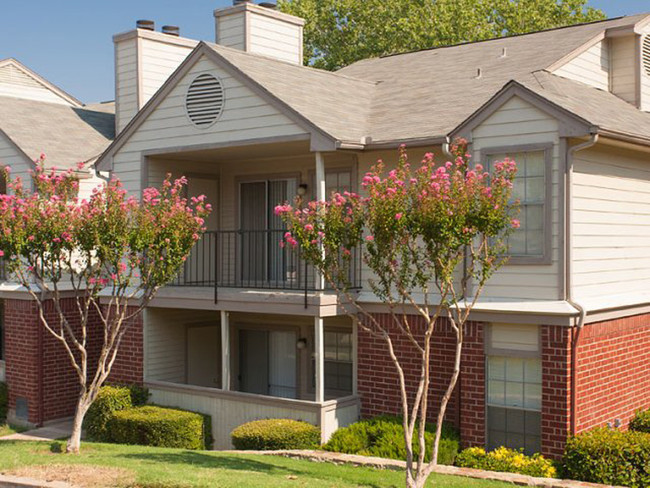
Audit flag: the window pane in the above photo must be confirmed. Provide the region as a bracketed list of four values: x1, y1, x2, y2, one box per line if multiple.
[508, 230, 526, 255]
[526, 205, 544, 231]
[505, 381, 524, 408]
[506, 409, 525, 434]
[525, 151, 545, 177]
[488, 380, 506, 405]
[513, 177, 525, 200]
[526, 230, 544, 255]
[524, 358, 542, 383]
[524, 383, 542, 410]
[488, 406, 507, 430]
[488, 357, 506, 380]
[505, 358, 524, 381]
[526, 177, 545, 202]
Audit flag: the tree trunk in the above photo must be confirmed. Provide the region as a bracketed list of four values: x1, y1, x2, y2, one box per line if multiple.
[66, 397, 90, 454]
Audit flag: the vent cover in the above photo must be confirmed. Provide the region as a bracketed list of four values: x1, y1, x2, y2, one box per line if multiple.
[641, 34, 650, 76]
[186, 74, 224, 128]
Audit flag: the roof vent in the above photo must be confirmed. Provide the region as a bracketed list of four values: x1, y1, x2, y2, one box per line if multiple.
[162, 25, 180, 36]
[185, 73, 225, 128]
[643, 35, 650, 77]
[136, 20, 155, 31]
[259, 2, 277, 8]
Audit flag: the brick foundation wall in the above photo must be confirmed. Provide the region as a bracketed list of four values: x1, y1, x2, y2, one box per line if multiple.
[357, 314, 485, 448]
[3, 297, 144, 426]
[575, 314, 650, 433]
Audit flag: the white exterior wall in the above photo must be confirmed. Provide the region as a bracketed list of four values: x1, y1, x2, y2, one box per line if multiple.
[0, 132, 32, 192]
[111, 55, 309, 197]
[471, 96, 561, 300]
[114, 38, 139, 133]
[145, 308, 219, 383]
[0, 63, 72, 105]
[215, 13, 246, 50]
[572, 144, 650, 303]
[248, 12, 303, 65]
[611, 36, 638, 106]
[139, 37, 196, 105]
[554, 40, 610, 91]
[641, 30, 650, 112]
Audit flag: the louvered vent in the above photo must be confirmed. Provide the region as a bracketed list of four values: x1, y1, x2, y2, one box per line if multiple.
[644, 36, 650, 77]
[185, 74, 224, 128]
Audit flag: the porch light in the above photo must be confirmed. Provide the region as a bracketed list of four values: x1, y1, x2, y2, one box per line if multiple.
[297, 183, 308, 196]
[297, 338, 308, 349]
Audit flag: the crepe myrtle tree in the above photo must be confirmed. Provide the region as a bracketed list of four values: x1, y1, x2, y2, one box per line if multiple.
[0, 159, 211, 453]
[276, 140, 518, 488]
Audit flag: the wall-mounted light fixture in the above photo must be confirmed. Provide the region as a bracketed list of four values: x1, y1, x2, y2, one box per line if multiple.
[297, 183, 308, 196]
[296, 338, 308, 349]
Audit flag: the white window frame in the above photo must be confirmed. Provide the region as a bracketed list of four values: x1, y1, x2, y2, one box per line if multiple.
[482, 143, 553, 265]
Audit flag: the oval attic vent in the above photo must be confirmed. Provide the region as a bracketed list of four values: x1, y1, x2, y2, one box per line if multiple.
[644, 35, 650, 77]
[186, 74, 224, 128]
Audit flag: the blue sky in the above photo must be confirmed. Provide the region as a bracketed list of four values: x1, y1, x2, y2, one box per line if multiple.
[0, 0, 647, 103]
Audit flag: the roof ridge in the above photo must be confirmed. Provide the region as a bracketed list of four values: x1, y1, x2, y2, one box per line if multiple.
[204, 41, 379, 86]
[371, 13, 648, 61]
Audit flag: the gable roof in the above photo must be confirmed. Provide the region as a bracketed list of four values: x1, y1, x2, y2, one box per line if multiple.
[0, 96, 115, 170]
[0, 58, 82, 107]
[336, 13, 650, 145]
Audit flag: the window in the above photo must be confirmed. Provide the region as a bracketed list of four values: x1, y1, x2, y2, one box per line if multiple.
[325, 169, 352, 196]
[486, 148, 549, 263]
[486, 323, 542, 455]
[324, 331, 353, 393]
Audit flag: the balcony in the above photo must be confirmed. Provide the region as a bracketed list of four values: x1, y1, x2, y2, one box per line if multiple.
[172, 230, 361, 296]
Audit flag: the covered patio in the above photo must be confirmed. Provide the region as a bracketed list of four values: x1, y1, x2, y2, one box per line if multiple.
[143, 308, 360, 448]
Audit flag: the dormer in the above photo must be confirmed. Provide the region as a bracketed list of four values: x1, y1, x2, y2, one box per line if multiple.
[0, 58, 81, 106]
[551, 15, 650, 112]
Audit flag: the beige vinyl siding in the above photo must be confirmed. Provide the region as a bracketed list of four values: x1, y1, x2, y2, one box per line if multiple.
[572, 145, 650, 300]
[248, 12, 302, 65]
[144, 308, 219, 383]
[611, 36, 637, 106]
[0, 132, 32, 192]
[472, 96, 561, 301]
[139, 38, 195, 104]
[216, 13, 247, 50]
[0, 64, 72, 105]
[115, 39, 139, 133]
[111, 55, 310, 197]
[642, 31, 650, 112]
[553, 40, 610, 91]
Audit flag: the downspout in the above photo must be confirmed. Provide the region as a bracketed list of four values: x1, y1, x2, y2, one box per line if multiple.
[566, 132, 599, 436]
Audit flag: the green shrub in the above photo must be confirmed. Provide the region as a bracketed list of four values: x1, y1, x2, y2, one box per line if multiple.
[564, 428, 650, 487]
[630, 408, 650, 433]
[231, 419, 320, 450]
[0, 382, 7, 422]
[108, 405, 211, 450]
[126, 384, 150, 407]
[324, 415, 460, 465]
[456, 446, 556, 478]
[84, 385, 133, 441]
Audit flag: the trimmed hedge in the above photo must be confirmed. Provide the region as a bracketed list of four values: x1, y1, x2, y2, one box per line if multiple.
[630, 408, 650, 434]
[84, 386, 134, 441]
[108, 405, 212, 450]
[0, 382, 7, 422]
[231, 419, 320, 450]
[456, 447, 556, 478]
[323, 416, 460, 465]
[564, 428, 650, 487]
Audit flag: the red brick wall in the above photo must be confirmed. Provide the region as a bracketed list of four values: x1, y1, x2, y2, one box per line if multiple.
[3, 298, 144, 425]
[357, 314, 485, 447]
[575, 314, 650, 433]
[541, 325, 572, 459]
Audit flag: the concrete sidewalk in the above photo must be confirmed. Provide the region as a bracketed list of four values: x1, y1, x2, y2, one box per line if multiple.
[0, 420, 73, 442]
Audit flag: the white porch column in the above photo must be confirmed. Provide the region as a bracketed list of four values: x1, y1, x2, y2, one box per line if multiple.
[314, 316, 325, 403]
[315, 151, 326, 290]
[352, 319, 358, 396]
[221, 310, 231, 391]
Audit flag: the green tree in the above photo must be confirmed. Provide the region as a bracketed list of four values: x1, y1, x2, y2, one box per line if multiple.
[276, 141, 519, 488]
[277, 0, 606, 70]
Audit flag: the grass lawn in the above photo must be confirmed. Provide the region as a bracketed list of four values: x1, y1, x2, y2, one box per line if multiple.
[0, 424, 24, 437]
[0, 440, 516, 488]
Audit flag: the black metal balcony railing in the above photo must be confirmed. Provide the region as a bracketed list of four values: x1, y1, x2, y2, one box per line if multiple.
[172, 230, 362, 301]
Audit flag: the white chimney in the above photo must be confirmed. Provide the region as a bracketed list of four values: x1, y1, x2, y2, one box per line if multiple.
[113, 22, 198, 133]
[214, 1, 305, 65]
